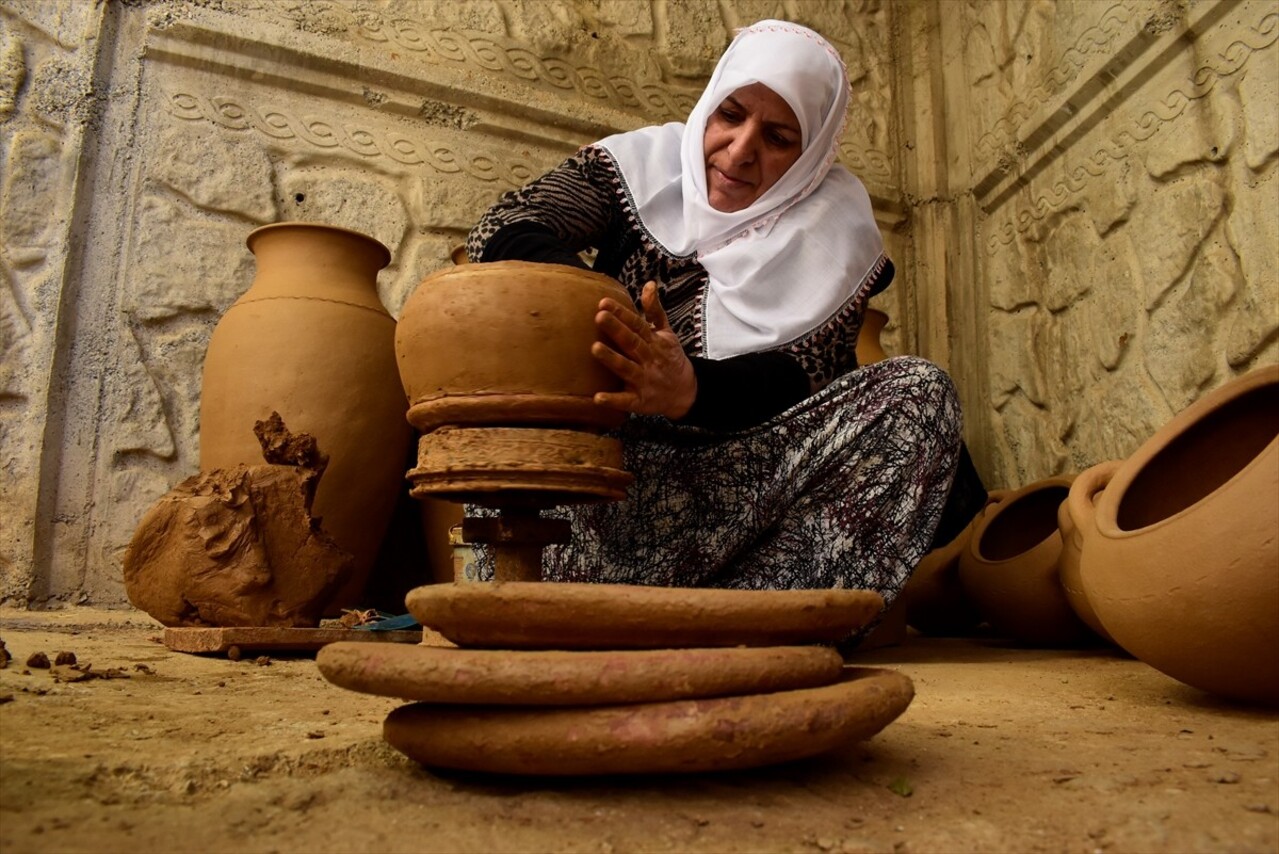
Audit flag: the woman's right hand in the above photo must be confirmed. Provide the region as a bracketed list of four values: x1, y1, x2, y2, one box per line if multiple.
[591, 281, 697, 420]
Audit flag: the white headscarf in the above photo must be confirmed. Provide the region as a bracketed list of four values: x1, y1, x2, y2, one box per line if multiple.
[594, 20, 885, 359]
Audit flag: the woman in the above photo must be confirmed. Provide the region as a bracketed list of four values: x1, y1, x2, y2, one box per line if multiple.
[466, 21, 970, 624]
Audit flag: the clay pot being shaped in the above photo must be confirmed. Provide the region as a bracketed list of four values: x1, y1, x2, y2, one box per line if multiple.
[397, 261, 628, 433]
[856, 308, 890, 366]
[199, 222, 413, 612]
[958, 476, 1096, 646]
[395, 261, 633, 506]
[1058, 461, 1120, 644]
[1073, 366, 1279, 705]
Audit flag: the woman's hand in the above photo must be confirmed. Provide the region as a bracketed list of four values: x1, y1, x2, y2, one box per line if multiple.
[592, 281, 697, 419]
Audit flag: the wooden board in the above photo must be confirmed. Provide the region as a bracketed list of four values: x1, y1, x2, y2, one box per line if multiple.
[163, 626, 429, 658]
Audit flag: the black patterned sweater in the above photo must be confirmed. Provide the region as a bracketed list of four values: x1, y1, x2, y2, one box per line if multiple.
[466, 145, 893, 431]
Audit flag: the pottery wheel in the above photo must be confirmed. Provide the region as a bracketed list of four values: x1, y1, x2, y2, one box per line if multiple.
[406, 582, 884, 649]
[407, 427, 632, 506]
[383, 667, 914, 775]
[317, 642, 844, 706]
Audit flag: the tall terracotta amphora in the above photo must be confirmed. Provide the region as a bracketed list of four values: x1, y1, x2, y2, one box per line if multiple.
[958, 476, 1095, 646]
[199, 223, 413, 612]
[1073, 365, 1279, 705]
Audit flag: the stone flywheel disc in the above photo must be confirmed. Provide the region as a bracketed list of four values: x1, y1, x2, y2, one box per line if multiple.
[405, 582, 884, 650]
[317, 642, 843, 705]
[383, 667, 914, 775]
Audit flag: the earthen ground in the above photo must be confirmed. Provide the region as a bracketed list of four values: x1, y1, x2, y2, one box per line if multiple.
[1, 606, 1275, 854]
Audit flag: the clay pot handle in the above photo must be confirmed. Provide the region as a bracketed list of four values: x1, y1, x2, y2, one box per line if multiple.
[980, 488, 1010, 517]
[1066, 460, 1121, 545]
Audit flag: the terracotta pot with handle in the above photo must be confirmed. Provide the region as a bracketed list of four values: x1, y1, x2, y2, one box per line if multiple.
[1058, 461, 1121, 644]
[1073, 365, 1279, 705]
[958, 476, 1095, 646]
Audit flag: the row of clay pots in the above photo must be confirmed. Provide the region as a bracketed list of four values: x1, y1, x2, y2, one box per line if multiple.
[906, 366, 1278, 706]
[904, 479, 1097, 648]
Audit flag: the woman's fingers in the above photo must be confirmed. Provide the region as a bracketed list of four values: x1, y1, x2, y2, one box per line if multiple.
[641, 281, 672, 332]
[593, 389, 639, 411]
[598, 298, 653, 344]
[596, 308, 650, 358]
[590, 340, 643, 384]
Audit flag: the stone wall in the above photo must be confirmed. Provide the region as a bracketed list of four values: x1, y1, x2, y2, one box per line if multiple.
[912, 0, 1278, 486]
[0, 0, 1274, 605]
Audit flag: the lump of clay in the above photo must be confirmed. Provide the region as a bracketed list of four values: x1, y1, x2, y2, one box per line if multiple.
[123, 414, 353, 628]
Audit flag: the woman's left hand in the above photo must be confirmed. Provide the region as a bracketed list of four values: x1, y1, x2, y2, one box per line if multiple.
[592, 281, 697, 419]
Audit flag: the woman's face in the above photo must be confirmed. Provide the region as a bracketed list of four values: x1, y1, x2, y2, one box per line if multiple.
[703, 82, 803, 213]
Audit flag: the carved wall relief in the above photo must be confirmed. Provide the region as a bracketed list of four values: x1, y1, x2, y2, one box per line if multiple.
[0, 0, 900, 605]
[959, 0, 1279, 488]
[0, 0, 103, 600]
[18, 0, 1270, 604]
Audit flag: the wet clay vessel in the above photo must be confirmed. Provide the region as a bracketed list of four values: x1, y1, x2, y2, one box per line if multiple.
[396, 260, 629, 434]
[1059, 461, 1120, 644]
[317, 643, 843, 706]
[395, 261, 633, 509]
[1073, 365, 1279, 705]
[200, 223, 412, 611]
[406, 582, 884, 650]
[383, 668, 914, 775]
[958, 477, 1095, 646]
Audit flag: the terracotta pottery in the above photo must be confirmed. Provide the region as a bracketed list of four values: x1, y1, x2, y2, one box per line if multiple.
[396, 261, 633, 507]
[958, 476, 1095, 646]
[1073, 366, 1279, 705]
[903, 520, 983, 636]
[317, 642, 844, 705]
[856, 308, 890, 366]
[396, 260, 629, 434]
[200, 223, 413, 612]
[1058, 461, 1121, 644]
[383, 667, 914, 775]
[406, 582, 884, 650]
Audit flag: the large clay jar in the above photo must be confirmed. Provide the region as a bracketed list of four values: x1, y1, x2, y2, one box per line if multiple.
[1073, 366, 1279, 705]
[958, 476, 1095, 646]
[199, 223, 413, 611]
[1058, 461, 1120, 644]
[396, 261, 633, 506]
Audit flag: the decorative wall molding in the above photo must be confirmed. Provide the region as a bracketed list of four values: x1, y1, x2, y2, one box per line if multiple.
[982, 4, 1276, 254]
[296, 1, 700, 124]
[163, 90, 541, 188]
[143, 9, 643, 153]
[971, 2, 1138, 170]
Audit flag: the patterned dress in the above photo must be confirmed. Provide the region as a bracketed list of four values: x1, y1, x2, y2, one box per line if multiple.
[466, 146, 964, 623]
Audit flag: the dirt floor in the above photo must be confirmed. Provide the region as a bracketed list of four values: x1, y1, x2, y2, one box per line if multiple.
[0, 606, 1276, 854]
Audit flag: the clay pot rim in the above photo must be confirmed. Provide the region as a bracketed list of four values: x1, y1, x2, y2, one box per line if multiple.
[968, 475, 1074, 565]
[247, 222, 392, 269]
[416, 259, 624, 290]
[1093, 366, 1279, 539]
